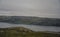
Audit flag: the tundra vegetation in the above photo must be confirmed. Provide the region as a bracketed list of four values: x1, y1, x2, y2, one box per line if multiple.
[0, 27, 60, 37]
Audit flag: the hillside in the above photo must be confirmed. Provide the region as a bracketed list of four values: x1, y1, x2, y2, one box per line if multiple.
[0, 16, 60, 26]
[0, 27, 60, 37]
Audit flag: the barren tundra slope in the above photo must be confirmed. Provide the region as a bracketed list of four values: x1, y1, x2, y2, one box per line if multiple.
[0, 27, 60, 37]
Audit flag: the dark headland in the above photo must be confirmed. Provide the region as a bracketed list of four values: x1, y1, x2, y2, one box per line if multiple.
[0, 16, 60, 27]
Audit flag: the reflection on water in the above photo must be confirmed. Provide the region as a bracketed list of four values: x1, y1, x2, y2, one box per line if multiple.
[0, 22, 60, 32]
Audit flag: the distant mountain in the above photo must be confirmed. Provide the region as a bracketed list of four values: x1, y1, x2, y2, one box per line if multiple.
[0, 16, 60, 27]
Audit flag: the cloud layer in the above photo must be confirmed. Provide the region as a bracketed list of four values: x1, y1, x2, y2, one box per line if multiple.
[0, 0, 60, 18]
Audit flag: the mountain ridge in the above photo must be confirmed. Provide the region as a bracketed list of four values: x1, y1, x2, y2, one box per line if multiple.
[0, 16, 60, 27]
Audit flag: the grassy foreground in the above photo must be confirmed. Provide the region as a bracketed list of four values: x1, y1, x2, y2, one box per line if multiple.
[0, 27, 60, 37]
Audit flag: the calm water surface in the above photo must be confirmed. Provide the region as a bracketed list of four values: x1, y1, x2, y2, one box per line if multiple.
[0, 22, 60, 32]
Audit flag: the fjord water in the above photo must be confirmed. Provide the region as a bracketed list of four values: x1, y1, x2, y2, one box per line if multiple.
[0, 22, 60, 32]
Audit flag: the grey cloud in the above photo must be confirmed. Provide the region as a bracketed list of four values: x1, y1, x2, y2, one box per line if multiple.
[0, 0, 60, 18]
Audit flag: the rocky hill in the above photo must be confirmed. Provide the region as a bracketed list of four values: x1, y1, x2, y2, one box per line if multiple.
[0, 27, 60, 37]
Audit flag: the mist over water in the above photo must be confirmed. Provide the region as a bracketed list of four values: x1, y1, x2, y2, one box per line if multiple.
[0, 22, 60, 32]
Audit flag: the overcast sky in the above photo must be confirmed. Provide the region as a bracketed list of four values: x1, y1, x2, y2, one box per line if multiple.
[0, 0, 60, 18]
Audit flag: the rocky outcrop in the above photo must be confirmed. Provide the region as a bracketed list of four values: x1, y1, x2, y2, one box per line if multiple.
[0, 27, 33, 33]
[0, 27, 60, 37]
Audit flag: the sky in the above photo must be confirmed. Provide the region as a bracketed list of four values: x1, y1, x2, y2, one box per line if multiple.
[0, 0, 60, 18]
